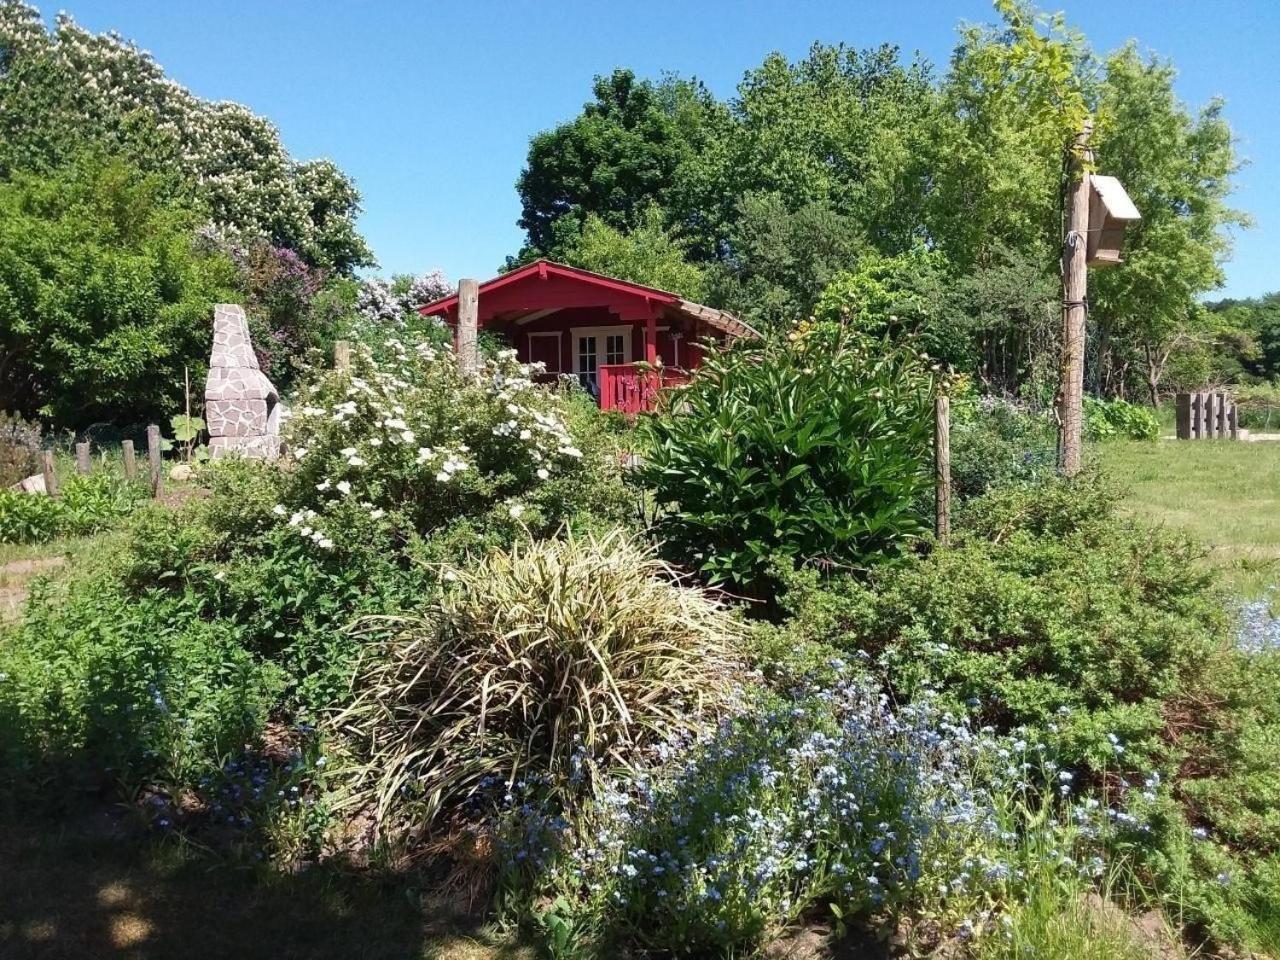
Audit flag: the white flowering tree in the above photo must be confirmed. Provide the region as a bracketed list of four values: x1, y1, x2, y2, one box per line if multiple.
[0, 1, 372, 272]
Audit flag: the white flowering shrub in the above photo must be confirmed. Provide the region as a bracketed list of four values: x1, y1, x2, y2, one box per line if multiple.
[0, 2, 371, 271]
[276, 338, 630, 556]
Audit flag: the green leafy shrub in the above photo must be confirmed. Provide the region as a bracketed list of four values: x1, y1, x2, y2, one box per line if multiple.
[950, 393, 1057, 500]
[339, 530, 741, 841]
[1083, 396, 1160, 442]
[0, 410, 42, 487]
[0, 472, 141, 544]
[775, 474, 1226, 774]
[0, 577, 282, 790]
[641, 322, 934, 597]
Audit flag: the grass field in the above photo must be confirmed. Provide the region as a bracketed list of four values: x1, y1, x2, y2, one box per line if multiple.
[1098, 438, 1280, 599]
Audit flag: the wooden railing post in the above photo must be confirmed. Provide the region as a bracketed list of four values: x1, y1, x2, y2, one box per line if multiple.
[147, 424, 163, 498]
[41, 450, 58, 498]
[935, 395, 951, 546]
[457, 278, 479, 377]
[122, 440, 137, 479]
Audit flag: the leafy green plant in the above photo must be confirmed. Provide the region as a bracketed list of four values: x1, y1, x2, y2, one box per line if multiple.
[338, 529, 741, 841]
[950, 391, 1058, 499]
[641, 322, 934, 597]
[1084, 396, 1160, 442]
[0, 472, 141, 544]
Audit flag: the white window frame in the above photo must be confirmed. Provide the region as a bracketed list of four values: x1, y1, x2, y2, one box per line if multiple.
[526, 331, 563, 373]
[571, 325, 633, 384]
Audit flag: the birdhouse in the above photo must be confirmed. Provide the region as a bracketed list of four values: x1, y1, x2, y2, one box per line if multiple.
[1086, 174, 1141, 267]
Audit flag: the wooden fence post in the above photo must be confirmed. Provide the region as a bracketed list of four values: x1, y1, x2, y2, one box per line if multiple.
[457, 278, 479, 377]
[1192, 392, 1204, 439]
[333, 339, 351, 372]
[41, 450, 58, 498]
[935, 395, 951, 546]
[1205, 392, 1217, 439]
[75, 441, 91, 475]
[1229, 402, 1240, 441]
[122, 439, 137, 479]
[146, 424, 163, 498]
[1175, 393, 1191, 440]
[1216, 392, 1228, 436]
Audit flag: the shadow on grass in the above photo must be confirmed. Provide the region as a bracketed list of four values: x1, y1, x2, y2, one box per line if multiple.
[0, 803, 532, 960]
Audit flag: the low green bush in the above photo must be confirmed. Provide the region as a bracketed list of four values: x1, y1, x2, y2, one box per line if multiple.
[641, 320, 934, 598]
[950, 393, 1057, 500]
[0, 577, 282, 790]
[339, 529, 741, 843]
[776, 474, 1224, 774]
[1084, 396, 1160, 442]
[0, 471, 142, 544]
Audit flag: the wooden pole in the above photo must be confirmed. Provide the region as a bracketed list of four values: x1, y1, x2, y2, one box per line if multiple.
[457, 278, 479, 377]
[1057, 121, 1093, 476]
[146, 424, 163, 499]
[1228, 401, 1240, 441]
[41, 450, 58, 498]
[75, 441, 91, 475]
[122, 439, 137, 479]
[333, 339, 351, 372]
[1205, 392, 1217, 439]
[935, 394, 951, 546]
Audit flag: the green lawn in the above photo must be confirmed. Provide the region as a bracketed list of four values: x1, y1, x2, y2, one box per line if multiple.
[1097, 438, 1280, 599]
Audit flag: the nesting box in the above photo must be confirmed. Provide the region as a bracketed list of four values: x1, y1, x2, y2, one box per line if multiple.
[1086, 174, 1141, 267]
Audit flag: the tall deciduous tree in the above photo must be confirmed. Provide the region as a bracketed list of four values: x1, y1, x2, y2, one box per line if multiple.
[1089, 46, 1246, 406]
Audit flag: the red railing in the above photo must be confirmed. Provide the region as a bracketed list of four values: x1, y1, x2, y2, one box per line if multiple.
[598, 364, 692, 414]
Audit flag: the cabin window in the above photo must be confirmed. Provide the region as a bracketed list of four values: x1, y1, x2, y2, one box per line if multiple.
[577, 335, 598, 388]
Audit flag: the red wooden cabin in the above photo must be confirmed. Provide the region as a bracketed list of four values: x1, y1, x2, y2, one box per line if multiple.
[417, 260, 759, 414]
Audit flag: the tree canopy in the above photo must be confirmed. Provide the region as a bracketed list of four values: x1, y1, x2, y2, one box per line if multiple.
[514, 1, 1247, 402]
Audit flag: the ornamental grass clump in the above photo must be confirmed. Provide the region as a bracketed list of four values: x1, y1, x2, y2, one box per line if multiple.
[338, 529, 742, 842]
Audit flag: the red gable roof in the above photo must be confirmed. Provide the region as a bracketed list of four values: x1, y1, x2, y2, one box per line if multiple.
[417, 259, 760, 339]
[418, 259, 678, 322]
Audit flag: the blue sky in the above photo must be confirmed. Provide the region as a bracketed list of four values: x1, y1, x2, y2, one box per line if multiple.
[57, 1, 1278, 299]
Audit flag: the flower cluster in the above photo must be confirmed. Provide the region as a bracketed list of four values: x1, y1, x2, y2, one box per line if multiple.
[501, 669, 1155, 953]
[272, 334, 620, 553]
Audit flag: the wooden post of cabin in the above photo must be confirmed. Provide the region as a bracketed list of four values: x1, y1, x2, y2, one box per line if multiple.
[122, 439, 137, 479]
[457, 278, 479, 377]
[75, 441, 91, 475]
[333, 339, 351, 372]
[935, 394, 951, 546]
[146, 424, 163, 498]
[1175, 393, 1191, 440]
[1057, 121, 1093, 476]
[41, 450, 58, 498]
